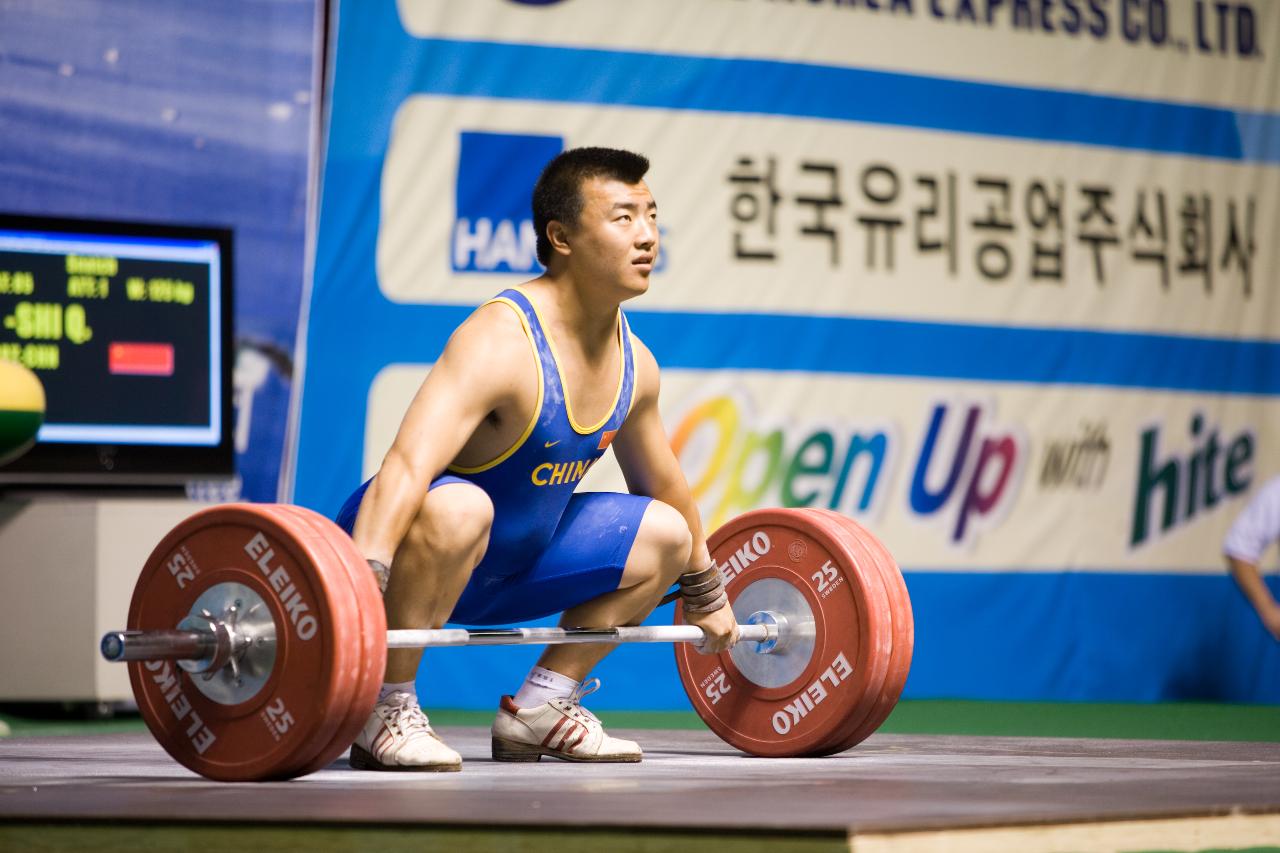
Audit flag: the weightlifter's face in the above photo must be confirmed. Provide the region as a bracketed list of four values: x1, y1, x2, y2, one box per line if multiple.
[565, 176, 659, 298]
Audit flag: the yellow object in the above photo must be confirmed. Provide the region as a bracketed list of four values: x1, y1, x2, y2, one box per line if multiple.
[0, 360, 45, 465]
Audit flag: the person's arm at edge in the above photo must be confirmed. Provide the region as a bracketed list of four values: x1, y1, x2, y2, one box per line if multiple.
[610, 336, 739, 651]
[1225, 555, 1280, 641]
[351, 305, 524, 566]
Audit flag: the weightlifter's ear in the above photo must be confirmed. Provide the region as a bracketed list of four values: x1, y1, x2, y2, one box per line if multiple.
[547, 220, 572, 257]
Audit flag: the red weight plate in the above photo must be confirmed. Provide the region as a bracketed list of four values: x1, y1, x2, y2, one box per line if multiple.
[824, 511, 913, 751]
[675, 508, 893, 757]
[127, 504, 364, 781]
[777, 508, 899, 755]
[808, 509, 913, 754]
[736, 507, 902, 756]
[276, 504, 386, 776]
[246, 505, 367, 779]
[273, 505, 382, 775]
[251, 504, 367, 778]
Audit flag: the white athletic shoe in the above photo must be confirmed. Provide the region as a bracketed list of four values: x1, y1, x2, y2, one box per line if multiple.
[491, 678, 642, 763]
[349, 691, 462, 772]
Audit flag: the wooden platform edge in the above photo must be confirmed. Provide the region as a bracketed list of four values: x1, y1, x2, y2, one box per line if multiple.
[849, 810, 1280, 853]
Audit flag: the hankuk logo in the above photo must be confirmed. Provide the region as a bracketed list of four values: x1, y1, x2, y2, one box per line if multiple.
[453, 131, 563, 274]
[908, 401, 1027, 546]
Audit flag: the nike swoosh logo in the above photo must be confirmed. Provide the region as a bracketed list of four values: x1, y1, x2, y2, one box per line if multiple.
[544, 440, 561, 448]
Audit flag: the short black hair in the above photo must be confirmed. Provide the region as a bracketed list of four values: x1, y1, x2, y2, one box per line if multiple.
[532, 147, 650, 265]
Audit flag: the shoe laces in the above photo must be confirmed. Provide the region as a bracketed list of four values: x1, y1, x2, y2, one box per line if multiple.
[565, 678, 602, 724]
[383, 692, 433, 738]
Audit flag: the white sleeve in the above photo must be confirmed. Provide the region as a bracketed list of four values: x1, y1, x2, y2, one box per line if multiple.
[1223, 477, 1280, 564]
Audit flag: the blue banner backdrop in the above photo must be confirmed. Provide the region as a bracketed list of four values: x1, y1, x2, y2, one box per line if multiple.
[294, 1, 1280, 709]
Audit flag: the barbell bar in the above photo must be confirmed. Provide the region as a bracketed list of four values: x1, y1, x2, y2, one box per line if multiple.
[103, 502, 912, 781]
[102, 618, 784, 662]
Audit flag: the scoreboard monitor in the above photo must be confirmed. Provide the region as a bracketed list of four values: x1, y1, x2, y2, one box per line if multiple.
[0, 214, 233, 486]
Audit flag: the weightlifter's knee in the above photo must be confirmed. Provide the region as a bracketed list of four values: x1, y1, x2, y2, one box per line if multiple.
[622, 500, 693, 590]
[397, 481, 493, 579]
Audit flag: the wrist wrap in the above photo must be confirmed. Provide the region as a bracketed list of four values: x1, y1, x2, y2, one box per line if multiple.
[678, 564, 727, 614]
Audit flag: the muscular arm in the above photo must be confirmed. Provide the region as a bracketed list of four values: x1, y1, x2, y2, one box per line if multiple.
[611, 338, 738, 651]
[351, 304, 527, 566]
[1226, 555, 1280, 641]
[610, 338, 711, 571]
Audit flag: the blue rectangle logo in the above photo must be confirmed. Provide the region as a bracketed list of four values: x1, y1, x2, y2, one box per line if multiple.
[452, 131, 563, 273]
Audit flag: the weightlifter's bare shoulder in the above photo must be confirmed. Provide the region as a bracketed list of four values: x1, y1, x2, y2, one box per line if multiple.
[388, 299, 537, 466]
[433, 299, 536, 412]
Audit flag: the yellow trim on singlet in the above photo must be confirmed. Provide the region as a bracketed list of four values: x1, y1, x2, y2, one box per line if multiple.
[621, 313, 638, 420]
[446, 297, 545, 475]
[515, 285, 627, 435]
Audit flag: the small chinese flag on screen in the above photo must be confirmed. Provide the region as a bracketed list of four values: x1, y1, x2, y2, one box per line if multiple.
[597, 429, 618, 451]
[109, 342, 175, 377]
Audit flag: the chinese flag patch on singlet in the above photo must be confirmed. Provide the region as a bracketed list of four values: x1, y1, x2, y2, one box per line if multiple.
[598, 429, 618, 451]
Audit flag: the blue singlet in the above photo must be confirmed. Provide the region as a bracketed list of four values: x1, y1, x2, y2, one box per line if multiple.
[336, 287, 652, 625]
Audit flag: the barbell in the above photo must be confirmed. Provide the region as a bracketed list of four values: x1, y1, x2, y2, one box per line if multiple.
[100, 502, 913, 781]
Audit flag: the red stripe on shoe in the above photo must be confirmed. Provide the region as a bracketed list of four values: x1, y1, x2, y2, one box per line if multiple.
[541, 716, 570, 747]
[555, 721, 578, 751]
[566, 723, 588, 753]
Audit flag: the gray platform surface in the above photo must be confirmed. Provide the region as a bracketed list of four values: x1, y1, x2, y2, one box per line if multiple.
[2, 728, 1280, 834]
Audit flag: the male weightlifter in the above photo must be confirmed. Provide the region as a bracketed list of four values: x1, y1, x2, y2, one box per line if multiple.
[335, 147, 739, 771]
